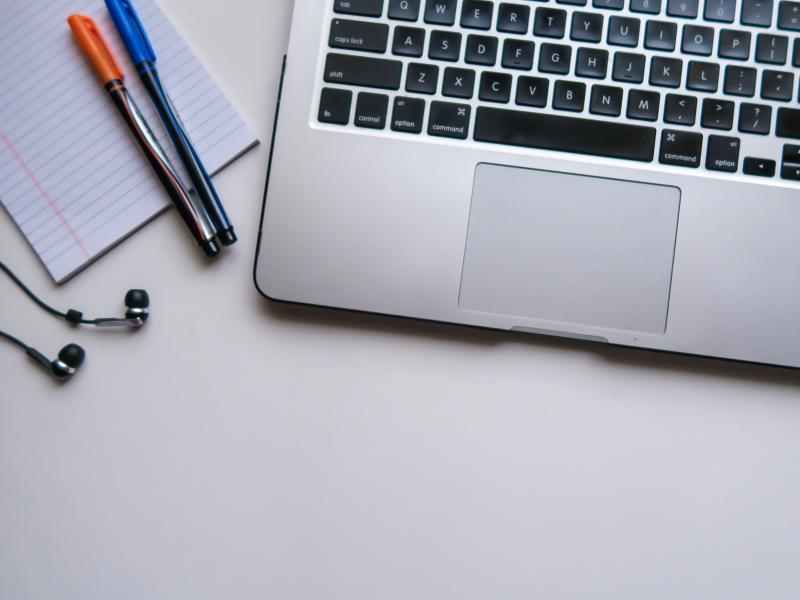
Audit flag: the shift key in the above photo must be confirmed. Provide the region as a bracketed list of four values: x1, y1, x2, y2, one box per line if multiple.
[324, 53, 403, 90]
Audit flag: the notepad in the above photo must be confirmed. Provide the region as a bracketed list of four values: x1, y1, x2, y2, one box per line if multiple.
[0, 0, 258, 283]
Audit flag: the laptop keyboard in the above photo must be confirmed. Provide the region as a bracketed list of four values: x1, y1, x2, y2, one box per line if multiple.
[317, 0, 800, 180]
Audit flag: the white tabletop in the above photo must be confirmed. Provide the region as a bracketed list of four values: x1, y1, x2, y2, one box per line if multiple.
[2, 1, 800, 598]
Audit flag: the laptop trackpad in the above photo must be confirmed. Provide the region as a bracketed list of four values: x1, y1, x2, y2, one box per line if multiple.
[459, 164, 681, 334]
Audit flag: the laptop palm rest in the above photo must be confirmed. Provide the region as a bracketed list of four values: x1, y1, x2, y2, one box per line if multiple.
[459, 164, 681, 335]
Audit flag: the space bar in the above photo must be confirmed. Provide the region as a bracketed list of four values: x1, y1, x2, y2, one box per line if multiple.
[474, 107, 656, 163]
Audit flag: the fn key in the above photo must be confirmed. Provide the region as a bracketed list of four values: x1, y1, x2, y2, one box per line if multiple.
[319, 88, 352, 124]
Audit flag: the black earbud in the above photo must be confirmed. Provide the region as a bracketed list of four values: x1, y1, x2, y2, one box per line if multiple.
[85, 288, 151, 327]
[25, 343, 86, 381]
[125, 289, 150, 323]
[1, 260, 152, 382]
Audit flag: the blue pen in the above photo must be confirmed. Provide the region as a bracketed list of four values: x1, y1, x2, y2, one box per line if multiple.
[105, 0, 237, 246]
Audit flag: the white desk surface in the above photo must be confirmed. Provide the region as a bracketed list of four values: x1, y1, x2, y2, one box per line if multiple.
[2, 2, 800, 598]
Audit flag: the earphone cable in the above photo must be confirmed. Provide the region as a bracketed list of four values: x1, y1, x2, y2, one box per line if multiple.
[0, 260, 95, 324]
[0, 329, 30, 352]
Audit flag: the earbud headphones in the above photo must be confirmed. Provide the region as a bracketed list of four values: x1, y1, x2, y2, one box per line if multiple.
[0, 260, 149, 382]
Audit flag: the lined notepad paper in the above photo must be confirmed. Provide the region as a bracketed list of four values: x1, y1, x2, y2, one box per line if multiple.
[0, 0, 257, 282]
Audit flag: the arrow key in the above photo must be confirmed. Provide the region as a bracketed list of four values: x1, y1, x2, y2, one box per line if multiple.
[743, 156, 776, 177]
[782, 143, 800, 162]
[701, 98, 734, 129]
[780, 163, 800, 180]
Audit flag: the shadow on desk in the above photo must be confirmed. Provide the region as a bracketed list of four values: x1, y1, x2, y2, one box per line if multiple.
[259, 298, 800, 390]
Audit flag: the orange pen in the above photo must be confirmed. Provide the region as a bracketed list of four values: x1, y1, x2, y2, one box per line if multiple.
[67, 14, 220, 257]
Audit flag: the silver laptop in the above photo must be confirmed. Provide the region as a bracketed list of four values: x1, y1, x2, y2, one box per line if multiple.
[255, 0, 800, 368]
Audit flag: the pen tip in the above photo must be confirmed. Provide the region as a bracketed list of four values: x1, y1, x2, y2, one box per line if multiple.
[217, 229, 237, 246]
[201, 239, 221, 257]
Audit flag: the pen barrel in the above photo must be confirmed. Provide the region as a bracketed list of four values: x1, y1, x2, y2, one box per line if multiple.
[139, 67, 237, 246]
[106, 82, 220, 257]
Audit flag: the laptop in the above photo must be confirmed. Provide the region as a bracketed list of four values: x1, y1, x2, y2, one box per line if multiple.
[255, 0, 800, 368]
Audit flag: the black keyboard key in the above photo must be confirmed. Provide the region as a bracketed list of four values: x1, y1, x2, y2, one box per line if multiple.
[687, 61, 720, 92]
[461, 0, 494, 28]
[539, 43, 572, 74]
[739, 103, 772, 134]
[393, 27, 426, 56]
[593, 0, 625, 9]
[706, 135, 741, 171]
[701, 98, 735, 129]
[516, 76, 550, 106]
[480, 72, 513, 102]
[502, 39, 535, 69]
[743, 156, 776, 176]
[781, 163, 800, 179]
[534, 8, 568, 37]
[718, 30, 751, 59]
[778, 1, 800, 29]
[497, 3, 531, 33]
[612, 52, 646, 83]
[324, 53, 403, 89]
[628, 89, 661, 120]
[428, 101, 471, 138]
[474, 107, 657, 161]
[705, 0, 736, 21]
[682, 25, 714, 55]
[630, 0, 662, 13]
[762, 70, 794, 100]
[558, 0, 588, 5]
[795, 39, 800, 65]
[355, 92, 389, 129]
[650, 56, 683, 87]
[782, 143, 800, 162]
[443, 67, 476, 98]
[590, 84, 624, 115]
[665, 93, 698, 125]
[723, 66, 757, 96]
[391, 97, 425, 133]
[645, 21, 678, 51]
[608, 16, 641, 46]
[571, 12, 604, 42]
[330, 19, 390, 53]
[318, 88, 353, 124]
[429, 30, 462, 61]
[576, 48, 609, 78]
[406, 62, 439, 93]
[465, 35, 498, 65]
[741, 0, 774, 25]
[425, 0, 457, 24]
[659, 129, 703, 167]
[782, 145, 800, 179]
[388, 0, 421, 20]
[335, 0, 384, 17]
[553, 80, 587, 111]
[667, 0, 700, 17]
[755, 34, 789, 63]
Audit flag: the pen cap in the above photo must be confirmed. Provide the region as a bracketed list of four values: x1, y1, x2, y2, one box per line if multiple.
[105, 0, 157, 67]
[68, 15, 124, 84]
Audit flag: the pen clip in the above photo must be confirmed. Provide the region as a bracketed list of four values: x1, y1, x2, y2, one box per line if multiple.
[67, 14, 124, 84]
[107, 0, 157, 66]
